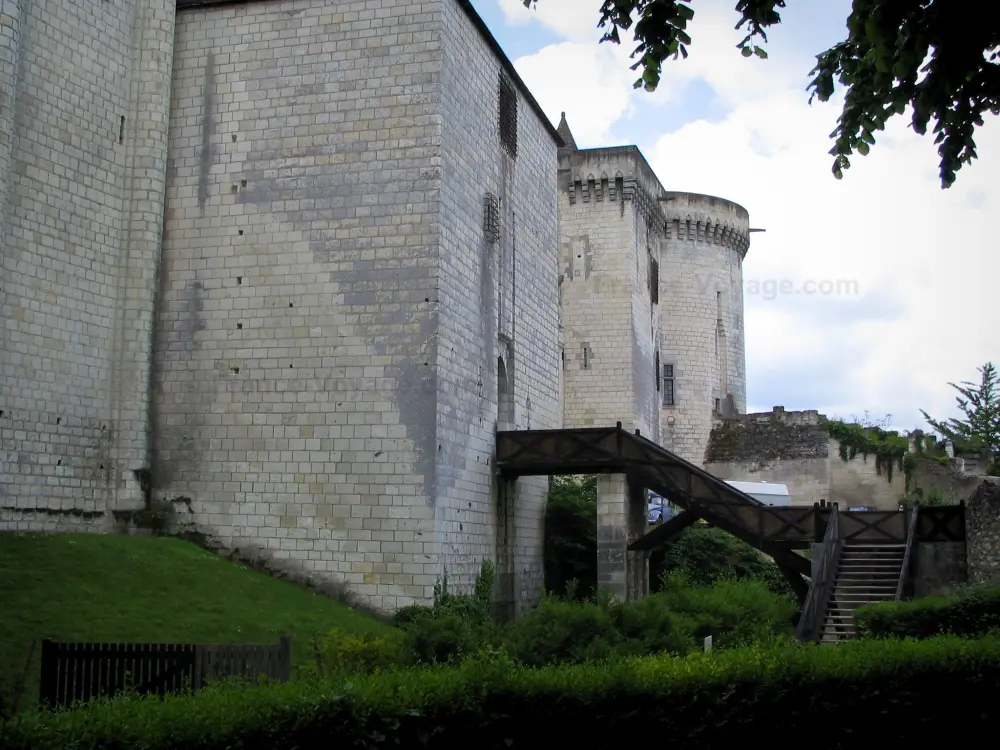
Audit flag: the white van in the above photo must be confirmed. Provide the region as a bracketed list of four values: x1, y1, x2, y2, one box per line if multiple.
[724, 480, 790, 507]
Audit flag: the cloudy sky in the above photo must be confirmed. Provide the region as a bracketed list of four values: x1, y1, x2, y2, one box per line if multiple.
[472, 0, 997, 433]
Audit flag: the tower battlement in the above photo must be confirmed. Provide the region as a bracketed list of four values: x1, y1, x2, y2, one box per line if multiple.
[661, 191, 751, 257]
[559, 144, 667, 234]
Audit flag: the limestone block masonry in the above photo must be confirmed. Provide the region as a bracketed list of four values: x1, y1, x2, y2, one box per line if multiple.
[152, 0, 560, 614]
[705, 408, 829, 506]
[437, 0, 560, 614]
[558, 145, 662, 442]
[659, 192, 749, 465]
[0, 0, 770, 616]
[966, 478, 1000, 585]
[706, 407, 914, 509]
[0, 0, 175, 527]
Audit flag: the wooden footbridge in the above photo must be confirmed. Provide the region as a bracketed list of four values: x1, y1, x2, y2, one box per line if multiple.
[496, 424, 966, 641]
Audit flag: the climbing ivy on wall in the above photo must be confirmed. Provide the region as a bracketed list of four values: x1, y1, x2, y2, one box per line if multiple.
[822, 419, 908, 483]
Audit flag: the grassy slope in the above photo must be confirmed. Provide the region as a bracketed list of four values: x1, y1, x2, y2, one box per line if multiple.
[0, 533, 391, 711]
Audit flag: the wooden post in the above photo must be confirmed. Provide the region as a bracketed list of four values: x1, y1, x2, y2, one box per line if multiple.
[193, 644, 204, 691]
[38, 639, 57, 709]
[277, 635, 292, 682]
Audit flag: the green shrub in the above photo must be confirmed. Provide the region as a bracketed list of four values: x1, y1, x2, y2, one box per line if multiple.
[314, 628, 411, 676]
[544, 475, 598, 600]
[336, 572, 794, 675]
[403, 614, 479, 665]
[4, 635, 1000, 749]
[856, 585, 1000, 639]
[608, 594, 699, 657]
[393, 558, 496, 629]
[497, 598, 623, 667]
[493, 576, 793, 667]
[649, 526, 795, 599]
[653, 574, 797, 649]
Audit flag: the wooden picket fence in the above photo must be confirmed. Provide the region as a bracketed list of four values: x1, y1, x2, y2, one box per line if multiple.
[38, 636, 292, 709]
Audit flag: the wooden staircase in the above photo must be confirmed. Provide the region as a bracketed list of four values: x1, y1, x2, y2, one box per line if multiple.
[820, 543, 905, 643]
[795, 504, 918, 644]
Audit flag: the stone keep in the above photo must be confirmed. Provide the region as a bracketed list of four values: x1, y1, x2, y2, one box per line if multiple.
[556, 122, 668, 601]
[659, 192, 750, 465]
[0, 0, 175, 520]
[0, 0, 754, 614]
[0, 0, 561, 615]
[557, 126, 663, 442]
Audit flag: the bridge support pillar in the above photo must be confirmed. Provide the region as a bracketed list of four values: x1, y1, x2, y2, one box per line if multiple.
[597, 474, 648, 601]
[494, 476, 518, 622]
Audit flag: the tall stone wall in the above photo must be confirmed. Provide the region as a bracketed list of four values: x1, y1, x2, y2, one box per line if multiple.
[702, 407, 972, 510]
[827, 438, 904, 510]
[558, 146, 662, 441]
[153, 0, 559, 614]
[0, 0, 174, 530]
[966, 478, 1000, 585]
[156, 0, 448, 613]
[659, 192, 749, 465]
[437, 0, 561, 611]
[704, 408, 830, 505]
[909, 456, 983, 503]
[913, 542, 967, 597]
[557, 144, 663, 601]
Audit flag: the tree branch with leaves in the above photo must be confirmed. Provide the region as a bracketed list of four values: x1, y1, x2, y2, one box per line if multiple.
[920, 362, 1000, 465]
[522, 0, 1000, 188]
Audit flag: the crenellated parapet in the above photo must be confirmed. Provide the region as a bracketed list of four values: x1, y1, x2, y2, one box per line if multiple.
[560, 146, 667, 237]
[661, 191, 751, 257]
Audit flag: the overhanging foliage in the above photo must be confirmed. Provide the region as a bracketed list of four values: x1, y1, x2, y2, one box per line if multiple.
[524, 0, 1000, 188]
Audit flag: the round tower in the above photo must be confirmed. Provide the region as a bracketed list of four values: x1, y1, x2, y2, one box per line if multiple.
[657, 191, 751, 466]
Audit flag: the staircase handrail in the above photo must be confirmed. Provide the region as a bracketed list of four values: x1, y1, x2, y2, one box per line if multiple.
[796, 503, 843, 642]
[895, 505, 920, 601]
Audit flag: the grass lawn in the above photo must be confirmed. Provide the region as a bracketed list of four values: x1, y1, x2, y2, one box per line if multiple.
[0, 532, 392, 713]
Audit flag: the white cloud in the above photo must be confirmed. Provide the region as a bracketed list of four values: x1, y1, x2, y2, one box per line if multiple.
[646, 40, 998, 431]
[509, 41, 637, 145]
[498, 0, 607, 43]
[493, 0, 997, 432]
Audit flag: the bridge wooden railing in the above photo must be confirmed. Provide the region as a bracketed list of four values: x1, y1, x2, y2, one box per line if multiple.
[812, 504, 964, 545]
[796, 504, 842, 643]
[896, 505, 920, 601]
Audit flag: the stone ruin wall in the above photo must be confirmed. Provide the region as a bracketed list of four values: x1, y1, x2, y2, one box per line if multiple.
[705, 406, 985, 511]
[965, 478, 1000, 585]
[704, 407, 831, 506]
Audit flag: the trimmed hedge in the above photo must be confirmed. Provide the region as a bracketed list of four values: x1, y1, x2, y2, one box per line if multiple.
[856, 585, 1000, 639]
[3, 635, 1000, 749]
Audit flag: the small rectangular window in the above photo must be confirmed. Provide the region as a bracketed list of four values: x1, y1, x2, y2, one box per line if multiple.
[655, 352, 660, 392]
[715, 397, 721, 413]
[662, 364, 674, 406]
[583, 346, 591, 370]
[650, 258, 659, 304]
[498, 72, 518, 158]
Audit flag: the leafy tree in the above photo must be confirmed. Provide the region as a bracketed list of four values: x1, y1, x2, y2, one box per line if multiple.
[544, 475, 598, 599]
[839, 410, 894, 430]
[649, 525, 793, 599]
[523, 0, 1000, 188]
[920, 362, 1000, 465]
[542, 476, 793, 600]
